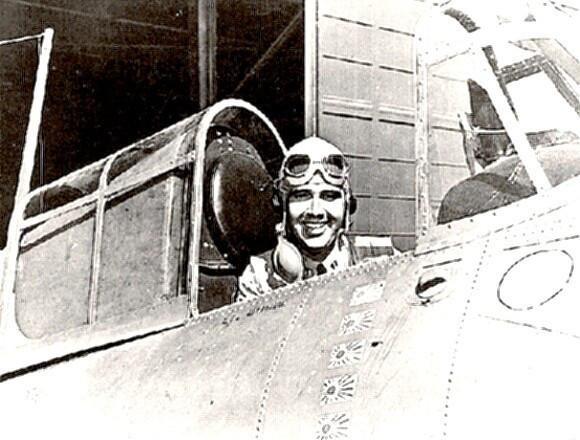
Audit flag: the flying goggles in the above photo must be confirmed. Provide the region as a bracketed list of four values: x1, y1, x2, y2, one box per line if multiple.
[281, 153, 348, 186]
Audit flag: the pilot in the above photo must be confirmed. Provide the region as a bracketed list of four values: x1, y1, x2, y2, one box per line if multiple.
[234, 137, 360, 302]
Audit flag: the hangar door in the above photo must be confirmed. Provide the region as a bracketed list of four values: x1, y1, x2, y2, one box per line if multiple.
[307, 0, 471, 251]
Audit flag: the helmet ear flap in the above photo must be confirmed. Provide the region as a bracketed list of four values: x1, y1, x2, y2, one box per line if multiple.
[271, 178, 284, 221]
[349, 193, 357, 215]
[342, 184, 356, 233]
[344, 182, 357, 215]
[272, 192, 282, 213]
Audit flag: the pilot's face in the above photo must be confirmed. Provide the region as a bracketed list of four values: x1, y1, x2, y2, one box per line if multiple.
[286, 176, 345, 252]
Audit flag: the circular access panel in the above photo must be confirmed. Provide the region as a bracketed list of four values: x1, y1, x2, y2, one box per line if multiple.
[498, 250, 574, 311]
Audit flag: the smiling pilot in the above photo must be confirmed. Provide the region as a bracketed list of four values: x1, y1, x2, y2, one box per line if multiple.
[234, 137, 359, 302]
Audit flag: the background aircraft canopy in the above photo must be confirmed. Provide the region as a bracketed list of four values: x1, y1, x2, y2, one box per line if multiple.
[415, 0, 580, 225]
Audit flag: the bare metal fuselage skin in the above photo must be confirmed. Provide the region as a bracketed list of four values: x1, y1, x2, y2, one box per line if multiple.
[2, 173, 579, 439]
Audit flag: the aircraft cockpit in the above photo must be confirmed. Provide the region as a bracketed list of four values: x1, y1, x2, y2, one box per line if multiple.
[2, 3, 580, 437]
[2, 0, 579, 388]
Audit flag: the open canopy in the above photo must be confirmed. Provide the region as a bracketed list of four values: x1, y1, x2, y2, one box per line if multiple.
[1, 99, 285, 346]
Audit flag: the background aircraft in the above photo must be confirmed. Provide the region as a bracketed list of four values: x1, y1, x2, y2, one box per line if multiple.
[1, 1, 580, 438]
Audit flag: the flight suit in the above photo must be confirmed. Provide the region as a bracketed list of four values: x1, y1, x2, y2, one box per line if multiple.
[234, 234, 398, 302]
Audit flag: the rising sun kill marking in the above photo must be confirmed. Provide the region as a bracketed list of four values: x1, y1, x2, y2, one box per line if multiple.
[316, 412, 351, 440]
[320, 373, 359, 405]
[339, 309, 376, 336]
[328, 340, 366, 369]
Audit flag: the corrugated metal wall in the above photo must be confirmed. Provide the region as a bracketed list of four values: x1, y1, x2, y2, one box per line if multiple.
[314, 0, 471, 250]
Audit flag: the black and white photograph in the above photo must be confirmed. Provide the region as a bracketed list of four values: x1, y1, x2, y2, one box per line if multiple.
[1, 0, 580, 438]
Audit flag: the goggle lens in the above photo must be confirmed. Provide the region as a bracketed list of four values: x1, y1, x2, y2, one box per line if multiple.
[325, 154, 346, 176]
[285, 154, 311, 176]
